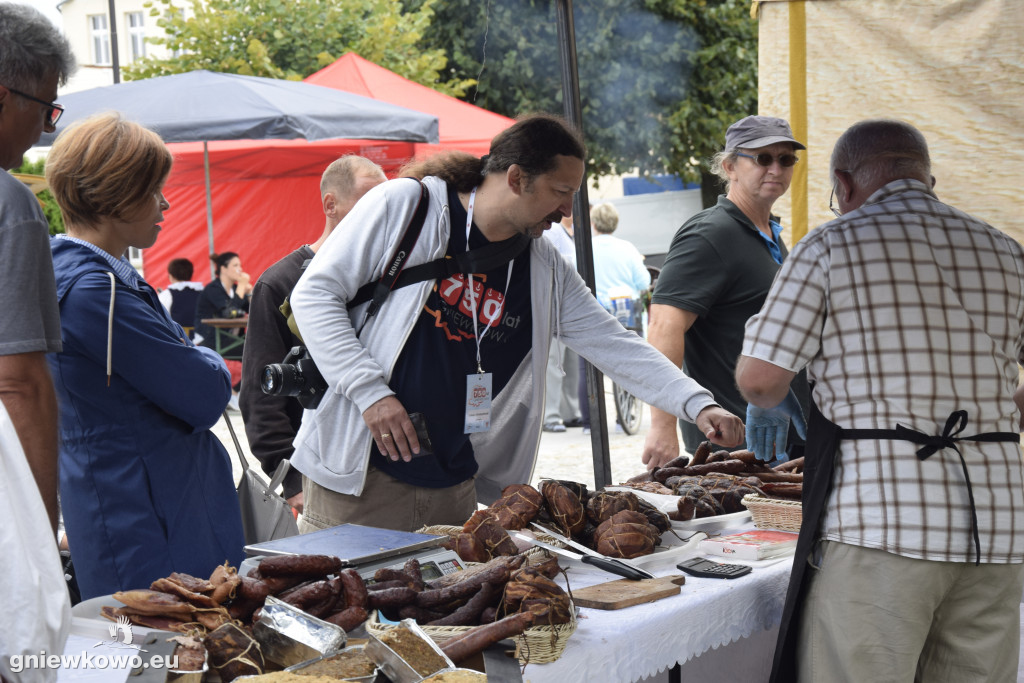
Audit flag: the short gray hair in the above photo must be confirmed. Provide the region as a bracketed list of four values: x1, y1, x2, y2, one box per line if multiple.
[0, 3, 75, 91]
[320, 155, 385, 197]
[591, 202, 619, 234]
[831, 119, 931, 189]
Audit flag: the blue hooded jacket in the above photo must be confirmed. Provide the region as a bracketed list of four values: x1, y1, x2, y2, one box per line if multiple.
[49, 238, 245, 599]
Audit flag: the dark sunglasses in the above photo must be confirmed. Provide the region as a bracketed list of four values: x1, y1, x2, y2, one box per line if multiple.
[4, 86, 64, 127]
[735, 151, 799, 168]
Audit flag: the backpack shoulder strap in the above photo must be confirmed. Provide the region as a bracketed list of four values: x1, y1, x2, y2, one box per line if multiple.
[280, 179, 428, 340]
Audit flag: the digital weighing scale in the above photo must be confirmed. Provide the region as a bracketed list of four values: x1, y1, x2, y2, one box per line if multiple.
[243, 523, 468, 582]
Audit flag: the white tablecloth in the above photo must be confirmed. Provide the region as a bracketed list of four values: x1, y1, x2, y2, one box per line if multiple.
[521, 552, 792, 683]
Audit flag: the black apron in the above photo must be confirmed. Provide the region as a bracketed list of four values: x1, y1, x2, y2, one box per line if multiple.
[769, 402, 1020, 683]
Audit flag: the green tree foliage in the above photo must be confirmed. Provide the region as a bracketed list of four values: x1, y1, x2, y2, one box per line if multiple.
[12, 158, 64, 235]
[124, 0, 475, 97]
[659, 0, 759, 206]
[410, 0, 756, 205]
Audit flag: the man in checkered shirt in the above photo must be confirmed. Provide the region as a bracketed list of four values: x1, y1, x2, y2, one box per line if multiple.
[736, 119, 1024, 682]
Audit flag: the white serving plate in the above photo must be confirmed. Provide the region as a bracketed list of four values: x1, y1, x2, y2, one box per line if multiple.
[670, 510, 753, 534]
[604, 486, 754, 534]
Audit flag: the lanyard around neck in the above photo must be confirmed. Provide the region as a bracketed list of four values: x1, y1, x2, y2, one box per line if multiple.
[465, 186, 514, 373]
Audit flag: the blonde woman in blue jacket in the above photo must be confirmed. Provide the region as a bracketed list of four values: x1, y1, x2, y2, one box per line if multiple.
[45, 114, 244, 600]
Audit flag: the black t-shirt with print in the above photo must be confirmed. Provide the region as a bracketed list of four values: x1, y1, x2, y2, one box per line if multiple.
[372, 187, 533, 488]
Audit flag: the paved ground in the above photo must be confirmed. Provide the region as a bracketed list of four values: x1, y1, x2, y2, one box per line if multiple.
[215, 377, 658, 495]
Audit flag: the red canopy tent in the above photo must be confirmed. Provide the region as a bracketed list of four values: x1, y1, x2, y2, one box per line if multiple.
[146, 54, 514, 290]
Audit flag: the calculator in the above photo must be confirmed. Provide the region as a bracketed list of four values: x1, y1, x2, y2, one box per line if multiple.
[676, 556, 752, 579]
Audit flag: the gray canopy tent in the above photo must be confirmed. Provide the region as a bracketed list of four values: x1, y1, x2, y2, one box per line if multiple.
[35, 69, 439, 274]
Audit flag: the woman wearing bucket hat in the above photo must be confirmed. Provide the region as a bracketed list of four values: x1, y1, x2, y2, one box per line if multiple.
[642, 115, 810, 469]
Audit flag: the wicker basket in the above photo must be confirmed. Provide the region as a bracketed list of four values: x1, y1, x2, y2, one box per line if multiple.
[741, 494, 803, 533]
[365, 607, 576, 665]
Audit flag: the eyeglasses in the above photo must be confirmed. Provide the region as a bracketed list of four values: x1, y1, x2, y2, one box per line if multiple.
[735, 151, 799, 168]
[4, 86, 64, 127]
[829, 169, 853, 217]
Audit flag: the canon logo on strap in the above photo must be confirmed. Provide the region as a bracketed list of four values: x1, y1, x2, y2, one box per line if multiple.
[386, 250, 407, 278]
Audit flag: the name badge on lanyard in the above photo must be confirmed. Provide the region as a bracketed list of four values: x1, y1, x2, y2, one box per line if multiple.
[462, 187, 513, 434]
[464, 372, 492, 433]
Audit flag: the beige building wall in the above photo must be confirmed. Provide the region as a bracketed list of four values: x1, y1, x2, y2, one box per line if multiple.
[57, 0, 190, 93]
[756, 0, 1024, 244]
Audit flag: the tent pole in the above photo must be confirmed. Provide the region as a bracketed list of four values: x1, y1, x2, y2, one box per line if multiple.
[555, 0, 612, 490]
[204, 141, 216, 279]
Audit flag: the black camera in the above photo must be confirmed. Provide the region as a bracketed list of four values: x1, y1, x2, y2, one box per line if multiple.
[262, 346, 328, 410]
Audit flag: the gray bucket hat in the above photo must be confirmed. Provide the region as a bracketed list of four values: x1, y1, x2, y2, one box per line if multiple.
[725, 115, 806, 152]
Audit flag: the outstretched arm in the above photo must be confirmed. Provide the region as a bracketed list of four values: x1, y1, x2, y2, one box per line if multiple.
[642, 304, 697, 469]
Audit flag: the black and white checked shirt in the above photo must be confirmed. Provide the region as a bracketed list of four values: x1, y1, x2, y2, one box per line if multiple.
[743, 179, 1024, 563]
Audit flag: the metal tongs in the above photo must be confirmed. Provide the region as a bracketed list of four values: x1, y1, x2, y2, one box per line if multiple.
[512, 523, 655, 581]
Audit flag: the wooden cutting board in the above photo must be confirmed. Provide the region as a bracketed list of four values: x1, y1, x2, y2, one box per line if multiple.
[571, 574, 686, 610]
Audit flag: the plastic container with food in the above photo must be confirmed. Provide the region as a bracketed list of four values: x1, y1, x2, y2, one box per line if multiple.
[284, 646, 378, 683]
[166, 655, 209, 683]
[364, 618, 454, 683]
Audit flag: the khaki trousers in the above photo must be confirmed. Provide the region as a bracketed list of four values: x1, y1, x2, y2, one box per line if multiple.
[298, 467, 478, 534]
[797, 540, 1024, 683]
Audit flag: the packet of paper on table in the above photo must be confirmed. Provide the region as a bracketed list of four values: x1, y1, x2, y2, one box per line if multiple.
[698, 529, 798, 561]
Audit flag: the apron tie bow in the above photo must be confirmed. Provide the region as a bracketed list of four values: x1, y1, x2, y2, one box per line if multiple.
[892, 410, 969, 460]
[841, 410, 1020, 565]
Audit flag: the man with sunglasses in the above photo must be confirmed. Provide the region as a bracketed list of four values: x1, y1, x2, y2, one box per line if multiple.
[0, 4, 75, 679]
[643, 115, 808, 469]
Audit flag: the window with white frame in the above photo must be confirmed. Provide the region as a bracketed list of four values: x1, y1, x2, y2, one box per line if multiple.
[127, 11, 146, 61]
[89, 14, 111, 65]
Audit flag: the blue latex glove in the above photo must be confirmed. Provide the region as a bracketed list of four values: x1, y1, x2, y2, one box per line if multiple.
[745, 389, 808, 463]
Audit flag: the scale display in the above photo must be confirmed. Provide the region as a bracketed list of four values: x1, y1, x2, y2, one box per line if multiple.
[356, 547, 467, 583]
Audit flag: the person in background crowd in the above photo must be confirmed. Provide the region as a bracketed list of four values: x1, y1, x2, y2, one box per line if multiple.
[158, 257, 203, 340]
[288, 113, 744, 533]
[736, 119, 1024, 682]
[577, 202, 651, 434]
[45, 113, 244, 601]
[240, 155, 386, 513]
[588, 202, 650, 311]
[195, 251, 250, 409]
[195, 251, 251, 345]
[0, 4, 75, 678]
[542, 215, 582, 433]
[644, 115, 808, 468]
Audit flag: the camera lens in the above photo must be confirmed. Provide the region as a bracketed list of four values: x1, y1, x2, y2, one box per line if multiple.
[261, 354, 328, 409]
[262, 364, 291, 395]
